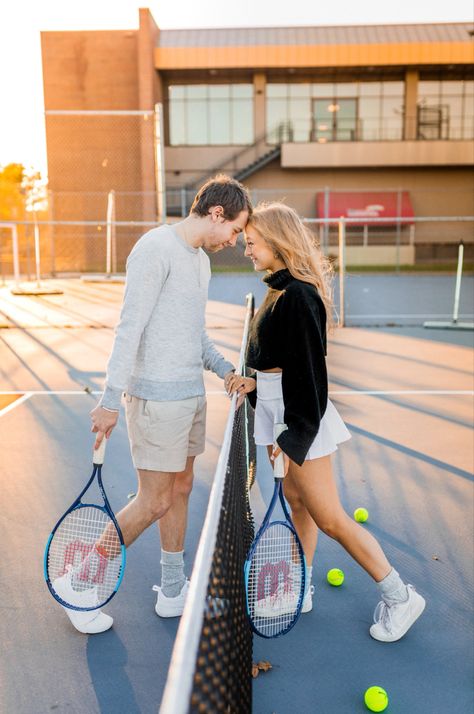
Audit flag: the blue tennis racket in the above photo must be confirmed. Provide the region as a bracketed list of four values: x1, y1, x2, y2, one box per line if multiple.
[44, 438, 126, 611]
[244, 423, 306, 638]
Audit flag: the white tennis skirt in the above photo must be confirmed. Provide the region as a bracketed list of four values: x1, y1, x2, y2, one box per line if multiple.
[253, 371, 351, 460]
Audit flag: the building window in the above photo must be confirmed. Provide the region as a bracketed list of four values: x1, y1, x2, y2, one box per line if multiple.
[417, 79, 474, 140]
[168, 84, 254, 146]
[266, 81, 404, 143]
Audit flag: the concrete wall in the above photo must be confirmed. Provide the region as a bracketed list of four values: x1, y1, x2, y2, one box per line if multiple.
[242, 162, 474, 256]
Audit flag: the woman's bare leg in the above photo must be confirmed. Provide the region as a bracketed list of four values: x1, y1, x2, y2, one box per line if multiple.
[288, 454, 391, 582]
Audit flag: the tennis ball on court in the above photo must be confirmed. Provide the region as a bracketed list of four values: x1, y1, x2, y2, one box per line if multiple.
[327, 568, 344, 586]
[354, 507, 369, 523]
[364, 686, 389, 712]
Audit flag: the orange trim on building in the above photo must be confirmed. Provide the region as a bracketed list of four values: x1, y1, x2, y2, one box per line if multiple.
[155, 41, 474, 70]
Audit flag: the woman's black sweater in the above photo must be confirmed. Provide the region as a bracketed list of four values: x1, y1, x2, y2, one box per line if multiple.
[246, 268, 328, 466]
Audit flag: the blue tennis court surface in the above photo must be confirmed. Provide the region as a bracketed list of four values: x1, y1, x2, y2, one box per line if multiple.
[0, 277, 472, 713]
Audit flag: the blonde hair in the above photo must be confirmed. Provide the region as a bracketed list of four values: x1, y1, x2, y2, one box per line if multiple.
[247, 202, 334, 325]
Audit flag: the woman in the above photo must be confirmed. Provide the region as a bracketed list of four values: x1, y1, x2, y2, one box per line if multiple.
[227, 203, 425, 642]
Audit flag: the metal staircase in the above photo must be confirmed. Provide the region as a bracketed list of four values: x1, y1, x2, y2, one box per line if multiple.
[167, 123, 292, 215]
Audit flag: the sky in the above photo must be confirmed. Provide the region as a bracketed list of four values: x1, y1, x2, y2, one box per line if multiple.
[0, 0, 472, 177]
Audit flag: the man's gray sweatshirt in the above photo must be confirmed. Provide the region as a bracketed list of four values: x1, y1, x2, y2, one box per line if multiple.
[100, 225, 234, 411]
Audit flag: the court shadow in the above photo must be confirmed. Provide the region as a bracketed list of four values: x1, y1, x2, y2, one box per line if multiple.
[86, 630, 140, 714]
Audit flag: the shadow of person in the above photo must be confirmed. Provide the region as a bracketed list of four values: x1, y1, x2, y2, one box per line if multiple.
[86, 629, 140, 714]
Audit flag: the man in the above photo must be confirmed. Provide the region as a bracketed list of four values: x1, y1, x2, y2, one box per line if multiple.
[60, 175, 252, 634]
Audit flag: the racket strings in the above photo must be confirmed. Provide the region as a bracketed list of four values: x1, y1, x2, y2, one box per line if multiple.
[47, 506, 123, 606]
[247, 522, 305, 637]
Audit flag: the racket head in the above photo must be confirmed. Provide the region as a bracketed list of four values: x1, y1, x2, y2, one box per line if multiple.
[245, 519, 306, 638]
[44, 503, 125, 611]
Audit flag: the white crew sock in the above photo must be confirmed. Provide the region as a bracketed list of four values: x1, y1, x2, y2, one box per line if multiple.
[377, 567, 408, 604]
[161, 549, 185, 598]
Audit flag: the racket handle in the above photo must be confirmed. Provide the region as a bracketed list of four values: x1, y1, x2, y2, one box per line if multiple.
[273, 422, 287, 479]
[93, 436, 107, 465]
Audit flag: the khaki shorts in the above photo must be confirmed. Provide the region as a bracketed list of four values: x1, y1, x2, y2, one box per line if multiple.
[125, 394, 207, 472]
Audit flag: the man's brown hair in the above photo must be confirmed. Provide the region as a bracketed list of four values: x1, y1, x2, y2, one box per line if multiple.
[190, 174, 252, 221]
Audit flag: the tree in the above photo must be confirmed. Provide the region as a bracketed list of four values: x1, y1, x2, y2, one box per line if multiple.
[0, 163, 47, 220]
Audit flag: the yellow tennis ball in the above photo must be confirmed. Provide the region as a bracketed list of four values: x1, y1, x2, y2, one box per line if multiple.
[327, 568, 344, 586]
[354, 507, 369, 523]
[364, 686, 389, 712]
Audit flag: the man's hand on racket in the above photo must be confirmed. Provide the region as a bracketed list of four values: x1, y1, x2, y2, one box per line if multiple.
[225, 374, 256, 408]
[271, 445, 290, 477]
[90, 405, 119, 447]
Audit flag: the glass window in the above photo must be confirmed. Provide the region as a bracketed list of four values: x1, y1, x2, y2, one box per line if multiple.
[359, 82, 382, 96]
[440, 81, 464, 96]
[312, 83, 334, 97]
[231, 85, 253, 99]
[381, 97, 404, 119]
[359, 97, 380, 140]
[187, 85, 207, 99]
[289, 98, 311, 141]
[289, 84, 311, 98]
[382, 81, 404, 97]
[209, 85, 230, 99]
[168, 83, 254, 145]
[418, 81, 440, 100]
[266, 99, 289, 142]
[266, 84, 288, 98]
[417, 79, 473, 139]
[232, 100, 254, 144]
[335, 83, 358, 98]
[209, 99, 230, 144]
[169, 100, 186, 145]
[169, 86, 185, 100]
[187, 100, 208, 144]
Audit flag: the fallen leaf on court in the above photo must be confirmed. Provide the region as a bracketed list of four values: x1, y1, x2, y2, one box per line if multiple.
[252, 661, 273, 678]
[83, 386, 92, 393]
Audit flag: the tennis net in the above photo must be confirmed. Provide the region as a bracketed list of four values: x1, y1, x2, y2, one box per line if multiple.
[160, 293, 256, 714]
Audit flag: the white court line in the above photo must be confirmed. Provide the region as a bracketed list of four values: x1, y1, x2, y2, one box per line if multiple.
[330, 389, 474, 396]
[346, 313, 474, 319]
[0, 389, 472, 397]
[0, 392, 32, 417]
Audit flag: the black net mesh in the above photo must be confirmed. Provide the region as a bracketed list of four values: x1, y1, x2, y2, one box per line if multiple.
[189, 400, 256, 714]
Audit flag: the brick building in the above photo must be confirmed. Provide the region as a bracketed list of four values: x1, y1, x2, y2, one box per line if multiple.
[41, 9, 474, 269]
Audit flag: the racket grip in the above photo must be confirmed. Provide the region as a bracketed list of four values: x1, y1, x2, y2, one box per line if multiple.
[93, 436, 107, 465]
[273, 422, 287, 479]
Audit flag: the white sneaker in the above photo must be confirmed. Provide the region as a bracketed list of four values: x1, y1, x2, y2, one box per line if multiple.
[153, 579, 189, 618]
[302, 585, 315, 614]
[52, 571, 113, 635]
[370, 584, 426, 642]
[254, 583, 311, 618]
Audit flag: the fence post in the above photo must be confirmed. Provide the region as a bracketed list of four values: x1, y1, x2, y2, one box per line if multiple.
[323, 186, 330, 253]
[33, 212, 41, 286]
[180, 188, 187, 218]
[49, 189, 56, 276]
[452, 241, 464, 324]
[106, 189, 115, 276]
[11, 224, 21, 287]
[154, 103, 167, 224]
[396, 189, 402, 273]
[338, 218, 346, 328]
